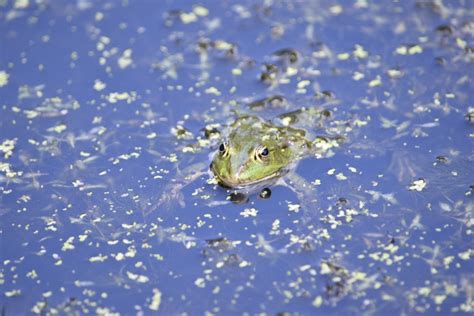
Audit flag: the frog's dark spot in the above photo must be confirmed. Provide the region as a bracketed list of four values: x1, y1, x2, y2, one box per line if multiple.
[259, 188, 272, 199]
[229, 192, 249, 204]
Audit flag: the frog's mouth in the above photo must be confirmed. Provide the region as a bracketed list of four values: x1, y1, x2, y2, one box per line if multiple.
[210, 163, 287, 190]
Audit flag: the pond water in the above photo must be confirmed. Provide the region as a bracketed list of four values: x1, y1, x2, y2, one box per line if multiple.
[1, 0, 473, 315]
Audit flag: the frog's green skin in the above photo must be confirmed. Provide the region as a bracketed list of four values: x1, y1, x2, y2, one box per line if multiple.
[210, 107, 339, 191]
[153, 100, 344, 211]
[210, 115, 306, 189]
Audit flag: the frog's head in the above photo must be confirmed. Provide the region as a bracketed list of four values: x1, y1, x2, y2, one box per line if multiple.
[210, 118, 294, 189]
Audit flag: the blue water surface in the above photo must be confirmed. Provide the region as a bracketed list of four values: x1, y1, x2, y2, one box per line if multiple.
[1, 0, 473, 315]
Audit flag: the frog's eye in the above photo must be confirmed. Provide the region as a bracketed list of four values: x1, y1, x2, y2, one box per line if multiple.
[256, 145, 269, 161]
[218, 142, 229, 157]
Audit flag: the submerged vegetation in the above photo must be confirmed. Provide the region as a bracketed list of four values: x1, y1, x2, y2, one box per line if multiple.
[0, 0, 473, 314]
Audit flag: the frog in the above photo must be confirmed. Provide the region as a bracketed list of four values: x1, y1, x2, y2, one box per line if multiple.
[151, 96, 352, 214]
[209, 104, 346, 200]
[210, 114, 313, 191]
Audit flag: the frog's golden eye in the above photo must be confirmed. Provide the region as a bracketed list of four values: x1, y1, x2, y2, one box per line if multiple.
[255, 145, 269, 161]
[218, 142, 229, 157]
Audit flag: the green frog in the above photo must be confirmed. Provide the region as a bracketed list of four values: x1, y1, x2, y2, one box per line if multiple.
[151, 97, 354, 213]
[210, 104, 345, 195]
